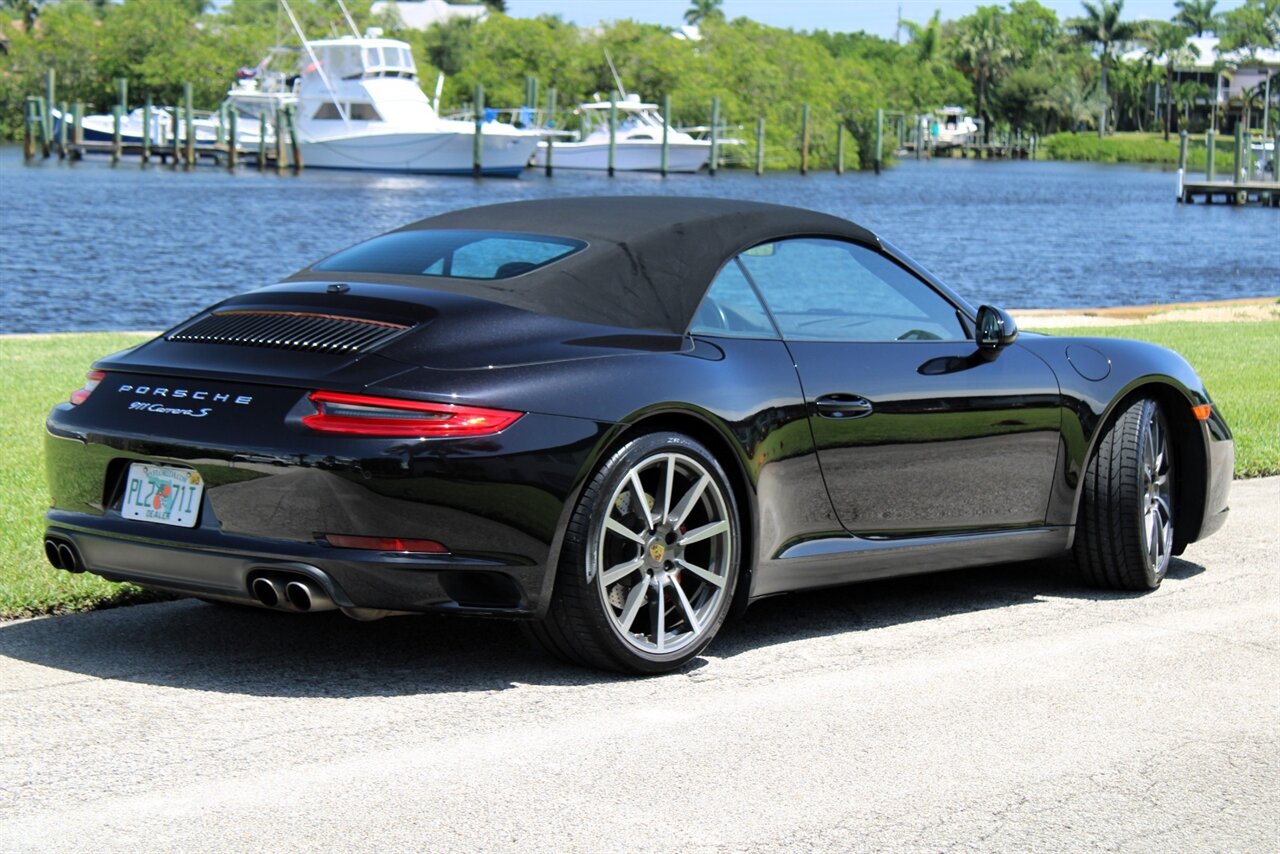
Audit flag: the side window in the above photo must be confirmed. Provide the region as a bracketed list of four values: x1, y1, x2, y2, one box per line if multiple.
[689, 260, 778, 339]
[737, 238, 966, 342]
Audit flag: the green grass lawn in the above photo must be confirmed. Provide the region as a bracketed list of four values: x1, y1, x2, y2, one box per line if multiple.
[1028, 321, 1280, 478]
[0, 333, 159, 618]
[1039, 131, 1239, 171]
[1, 323, 1275, 618]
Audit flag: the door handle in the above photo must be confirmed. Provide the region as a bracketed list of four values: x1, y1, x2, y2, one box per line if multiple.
[814, 394, 874, 419]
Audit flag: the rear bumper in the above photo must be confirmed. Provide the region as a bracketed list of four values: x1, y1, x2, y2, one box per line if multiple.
[45, 512, 545, 617]
[44, 384, 611, 618]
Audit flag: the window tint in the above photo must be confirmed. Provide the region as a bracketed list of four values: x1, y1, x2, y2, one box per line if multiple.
[313, 230, 585, 280]
[689, 260, 778, 338]
[737, 239, 966, 342]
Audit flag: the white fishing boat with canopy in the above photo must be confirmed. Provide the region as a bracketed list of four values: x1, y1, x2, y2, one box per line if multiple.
[226, 2, 538, 175]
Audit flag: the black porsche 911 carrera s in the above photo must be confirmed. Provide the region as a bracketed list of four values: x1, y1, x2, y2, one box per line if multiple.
[43, 197, 1233, 673]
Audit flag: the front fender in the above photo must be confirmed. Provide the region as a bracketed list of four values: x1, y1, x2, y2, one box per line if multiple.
[1018, 334, 1232, 547]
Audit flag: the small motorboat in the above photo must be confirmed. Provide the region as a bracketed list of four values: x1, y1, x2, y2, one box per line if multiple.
[532, 94, 720, 173]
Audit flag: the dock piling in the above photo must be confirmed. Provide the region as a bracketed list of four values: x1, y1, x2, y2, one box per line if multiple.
[660, 94, 670, 177]
[472, 83, 484, 177]
[257, 112, 267, 172]
[1206, 129, 1216, 181]
[228, 108, 238, 170]
[71, 102, 83, 156]
[544, 87, 556, 177]
[608, 91, 618, 177]
[1177, 129, 1188, 201]
[183, 83, 194, 168]
[56, 100, 67, 159]
[875, 108, 883, 174]
[709, 97, 720, 176]
[754, 116, 765, 176]
[23, 97, 36, 161]
[142, 94, 152, 163]
[1234, 123, 1244, 184]
[274, 106, 286, 174]
[35, 96, 50, 159]
[524, 75, 538, 115]
[286, 104, 302, 172]
[800, 104, 810, 175]
[111, 105, 123, 165]
[44, 69, 55, 152]
[836, 123, 845, 175]
[171, 109, 180, 167]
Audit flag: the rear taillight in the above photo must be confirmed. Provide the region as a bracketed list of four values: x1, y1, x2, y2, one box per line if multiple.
[301, 390, 523, 438]
[70, 370, 106, 406]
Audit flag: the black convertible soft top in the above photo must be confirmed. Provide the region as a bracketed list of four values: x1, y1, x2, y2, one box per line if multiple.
[292, 196, 881, 333]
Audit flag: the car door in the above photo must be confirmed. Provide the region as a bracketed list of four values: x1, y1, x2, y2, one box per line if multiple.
[737, 238, 1063, 536]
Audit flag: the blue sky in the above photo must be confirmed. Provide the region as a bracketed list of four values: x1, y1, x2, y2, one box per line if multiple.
[503, 1, 1247, 40]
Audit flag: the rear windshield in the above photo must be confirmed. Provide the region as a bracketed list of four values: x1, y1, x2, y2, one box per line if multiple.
[312, 229, 585, 280]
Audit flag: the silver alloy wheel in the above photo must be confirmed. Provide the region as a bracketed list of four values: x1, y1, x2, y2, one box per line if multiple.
[591, 451, 732, 656]
[1142, 407, 1174, 577]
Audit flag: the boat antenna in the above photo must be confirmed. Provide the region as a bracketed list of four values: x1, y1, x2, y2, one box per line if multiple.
[433, 72, 445, 115]
[279, 0, 350, 127]
[603, 48, 627, 99]
[336, 0, 360, 38]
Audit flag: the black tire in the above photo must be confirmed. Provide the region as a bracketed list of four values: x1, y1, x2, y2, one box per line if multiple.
[526, 432, 741, 674]
[1073, 397, 1176, 590]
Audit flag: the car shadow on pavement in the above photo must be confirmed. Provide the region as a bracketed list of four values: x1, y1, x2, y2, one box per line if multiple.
[0, 556, 1205, 696]
[710, 555, 1206, 661]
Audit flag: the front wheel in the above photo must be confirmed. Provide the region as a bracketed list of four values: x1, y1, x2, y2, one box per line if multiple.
[1073, 397, 1175, 590]
[527, 432, 741, 674]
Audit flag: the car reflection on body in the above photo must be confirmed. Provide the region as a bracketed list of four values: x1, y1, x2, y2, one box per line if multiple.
[43, 197, 1233, 673]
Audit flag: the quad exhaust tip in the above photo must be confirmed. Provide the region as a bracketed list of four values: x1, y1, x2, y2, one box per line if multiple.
[251, 576, 284, 608]
[250, 574, 336, 613]
[44, 537, 84, 573]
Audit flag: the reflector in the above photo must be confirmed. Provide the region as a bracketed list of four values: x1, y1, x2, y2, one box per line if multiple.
[324, 534, 448, 553]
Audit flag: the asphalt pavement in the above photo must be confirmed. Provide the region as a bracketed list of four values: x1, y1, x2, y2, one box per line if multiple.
[1, 477, 1277, 853]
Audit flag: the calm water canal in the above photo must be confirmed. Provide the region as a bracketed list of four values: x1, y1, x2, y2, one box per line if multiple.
[1, 145, 1275, 334]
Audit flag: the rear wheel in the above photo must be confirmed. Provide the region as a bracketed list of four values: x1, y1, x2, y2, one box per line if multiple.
[1074, 397, 1175, 590]
[527, 432, 740, 674]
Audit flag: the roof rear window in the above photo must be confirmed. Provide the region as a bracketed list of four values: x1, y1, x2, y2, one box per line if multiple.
[312, 230, 585, 280]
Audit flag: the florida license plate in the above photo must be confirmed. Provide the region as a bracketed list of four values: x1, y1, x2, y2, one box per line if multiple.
[121, 463, 204, 528]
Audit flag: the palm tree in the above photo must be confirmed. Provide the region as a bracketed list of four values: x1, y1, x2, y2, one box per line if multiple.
[951, 6, 1019, 142]
[1145, 21, 1200, 140]
[1173, 0, 1219, 36]
[903, 11, 942, 64]
[1172, 79, 1210, 128]
[1070, 0, 1140, 136]
[683, 0, 724, 27]
[1217, 0, 1280, 53]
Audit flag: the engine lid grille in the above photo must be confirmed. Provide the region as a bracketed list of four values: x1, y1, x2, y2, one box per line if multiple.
[167, 310, 411, 354]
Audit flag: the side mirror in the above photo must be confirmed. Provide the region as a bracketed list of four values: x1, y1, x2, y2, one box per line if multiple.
[976, 305, 1018, 354]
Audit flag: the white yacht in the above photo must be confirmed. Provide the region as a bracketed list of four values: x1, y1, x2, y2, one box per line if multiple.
[532, 94, 716, 173]
[227, 30, 539, 176]
[930, 107, 980, 149]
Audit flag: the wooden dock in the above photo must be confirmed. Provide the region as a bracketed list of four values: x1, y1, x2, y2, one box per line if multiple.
[1180, 179, 1280, 207]
[64, 141, 288, 169]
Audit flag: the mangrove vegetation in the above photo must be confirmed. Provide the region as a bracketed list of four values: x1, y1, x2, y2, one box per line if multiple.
[1, 0, 1277, 169]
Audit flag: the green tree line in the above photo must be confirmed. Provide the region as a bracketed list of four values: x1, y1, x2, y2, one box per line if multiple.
[2, 0, 1277, 169]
